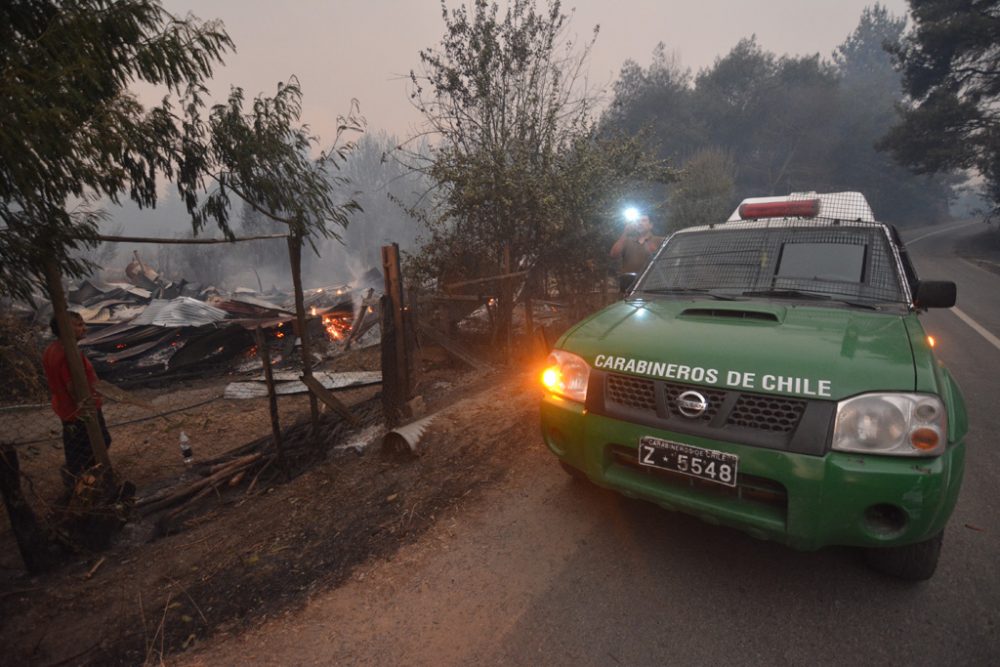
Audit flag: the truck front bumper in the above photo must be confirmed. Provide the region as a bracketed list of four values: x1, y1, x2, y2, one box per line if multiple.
[541, 396, 965, 551]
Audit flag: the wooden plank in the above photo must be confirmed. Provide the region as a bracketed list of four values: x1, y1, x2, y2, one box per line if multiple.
[300, 374, 360, 426]
[420, 293, 488, 303]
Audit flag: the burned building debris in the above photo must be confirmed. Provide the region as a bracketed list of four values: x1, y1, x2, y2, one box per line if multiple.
[14, 254, 386, 387]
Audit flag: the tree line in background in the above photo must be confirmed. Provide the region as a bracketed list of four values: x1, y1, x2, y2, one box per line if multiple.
[602, 4, 959, 230]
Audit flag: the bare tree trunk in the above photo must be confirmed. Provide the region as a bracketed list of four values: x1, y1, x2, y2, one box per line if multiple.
[287, 233, 320, 436]
[42, 259, 111, 472]
[500, 243, 513, 364]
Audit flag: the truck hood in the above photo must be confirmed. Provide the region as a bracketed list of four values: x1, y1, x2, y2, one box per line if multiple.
[558, 299, 916, 400]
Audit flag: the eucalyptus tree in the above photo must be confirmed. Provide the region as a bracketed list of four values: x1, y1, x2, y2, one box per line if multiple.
[1, 0, 233, 472]
[0, 0, 232, 302]
[1, 0, 362, 468]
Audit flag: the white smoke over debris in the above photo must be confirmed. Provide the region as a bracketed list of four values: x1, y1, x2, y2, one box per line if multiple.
[91, 132, 432, 293]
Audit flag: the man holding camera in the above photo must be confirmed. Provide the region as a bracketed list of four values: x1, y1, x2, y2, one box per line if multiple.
[610, 214, 664, 274]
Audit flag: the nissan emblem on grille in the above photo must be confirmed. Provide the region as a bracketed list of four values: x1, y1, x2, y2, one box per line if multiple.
[676, 390, 709, 418]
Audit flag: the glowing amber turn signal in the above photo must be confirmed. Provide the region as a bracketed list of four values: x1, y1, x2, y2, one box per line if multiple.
[927, 335, 936, 348]
[911, 427, 940, 451]
[541, 367, 561, 390]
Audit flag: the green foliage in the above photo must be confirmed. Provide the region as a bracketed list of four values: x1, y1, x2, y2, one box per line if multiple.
[0, 0, 233, 300]
[407, 0, 671, 293]
[199, 80, 364, 248]
[879, 0, 1000, 218]
[693, 38, 844, 196]
[668, 149, 736, 231]
[603, 44, 700, 164]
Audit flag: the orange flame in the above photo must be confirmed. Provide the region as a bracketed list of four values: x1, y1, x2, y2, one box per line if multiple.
[321, 313, 352, 341]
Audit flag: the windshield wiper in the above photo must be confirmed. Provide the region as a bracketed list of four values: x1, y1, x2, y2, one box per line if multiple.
[640, 287, 741, 301]
[741, 289, 880, 310]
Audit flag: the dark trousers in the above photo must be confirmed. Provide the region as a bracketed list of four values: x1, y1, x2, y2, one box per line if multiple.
[61, 410, 112, 484]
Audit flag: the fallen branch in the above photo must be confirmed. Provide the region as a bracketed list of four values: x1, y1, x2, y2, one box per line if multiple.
[140, 453, 261, 516]
[206, 453, 263, 477]
[245, 456, 276, 496]
[165, 484, 216, 521]
[83, 556, 106, 580]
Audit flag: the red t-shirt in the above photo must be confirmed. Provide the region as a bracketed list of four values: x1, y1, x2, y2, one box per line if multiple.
[42, 340, 101, 422]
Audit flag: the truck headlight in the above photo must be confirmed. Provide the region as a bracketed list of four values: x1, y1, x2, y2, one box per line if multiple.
[833, 393, 947, 456]
[541, 350, 590, 403]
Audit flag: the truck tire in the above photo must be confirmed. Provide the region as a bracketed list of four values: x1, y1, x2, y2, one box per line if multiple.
[559, 460, 588, 483]
[864, 530, 944, 581]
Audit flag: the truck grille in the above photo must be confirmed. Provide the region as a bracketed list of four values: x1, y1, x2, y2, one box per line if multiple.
[604, 372, 807, 434]
[606, 374, 656, 412]
[726, 394, 805, 433]
[596, 372, 824, 454]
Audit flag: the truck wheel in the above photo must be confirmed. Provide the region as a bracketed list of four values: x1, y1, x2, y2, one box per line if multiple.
[559, 460, 588, 483]
[864, 531, 944, 581]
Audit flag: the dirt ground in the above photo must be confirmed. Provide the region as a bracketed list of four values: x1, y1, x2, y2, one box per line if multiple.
[0, 329, 551, 666]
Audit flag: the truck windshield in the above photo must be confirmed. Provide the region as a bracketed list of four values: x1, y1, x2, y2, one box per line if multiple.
[635, 224, 908, 307]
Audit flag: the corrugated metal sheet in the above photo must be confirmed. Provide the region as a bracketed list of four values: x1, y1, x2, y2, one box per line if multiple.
[223, 371, 382, 399]
[131, 297, 229, 327]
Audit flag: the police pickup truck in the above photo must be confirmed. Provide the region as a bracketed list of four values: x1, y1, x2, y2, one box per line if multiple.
[540, 192, 965, 580]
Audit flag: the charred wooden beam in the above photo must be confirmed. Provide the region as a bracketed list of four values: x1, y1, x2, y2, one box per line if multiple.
[300, 374, 360, 427]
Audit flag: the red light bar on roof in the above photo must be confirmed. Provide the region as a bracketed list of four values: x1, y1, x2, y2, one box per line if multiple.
[738, 199, 820, 220]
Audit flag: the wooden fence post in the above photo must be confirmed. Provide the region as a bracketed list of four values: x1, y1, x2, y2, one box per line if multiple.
[381, 244, 411, 426]
[255, 326, 287, 478]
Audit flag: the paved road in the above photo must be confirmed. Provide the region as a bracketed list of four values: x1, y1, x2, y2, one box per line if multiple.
[189, 222, 1000, 667]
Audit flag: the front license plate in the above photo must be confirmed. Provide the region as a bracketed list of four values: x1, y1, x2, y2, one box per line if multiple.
[638, 437, 739, 487]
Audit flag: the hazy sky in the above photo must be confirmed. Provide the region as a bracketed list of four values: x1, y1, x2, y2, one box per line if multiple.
[151, 0, 911, 143]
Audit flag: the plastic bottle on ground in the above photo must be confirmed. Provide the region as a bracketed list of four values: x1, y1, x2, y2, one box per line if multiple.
[179, 431, 193, 464]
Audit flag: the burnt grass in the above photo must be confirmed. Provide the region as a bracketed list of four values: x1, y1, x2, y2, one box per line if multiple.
[0, 372, 537, 666]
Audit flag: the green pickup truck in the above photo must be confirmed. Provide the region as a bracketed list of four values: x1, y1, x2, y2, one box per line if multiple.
[540, 192, 966, 580]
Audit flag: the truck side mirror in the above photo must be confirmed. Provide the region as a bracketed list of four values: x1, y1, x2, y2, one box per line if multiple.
[618, 273, 638, 296]
[914, 281, 957, 309]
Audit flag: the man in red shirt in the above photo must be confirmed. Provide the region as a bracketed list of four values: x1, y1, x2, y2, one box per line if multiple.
[43, 312, 111, 486]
